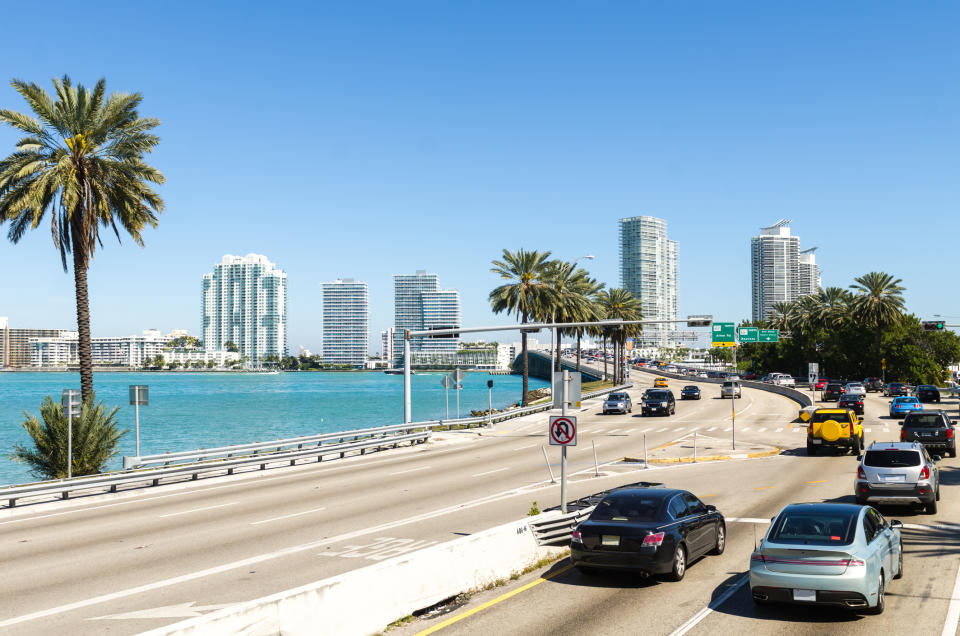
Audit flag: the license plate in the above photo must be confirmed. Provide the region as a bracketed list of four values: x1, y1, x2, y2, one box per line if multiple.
[601, 535, 620, 546]
[812, 439, 822, 444]
[882, 474, 906, 482]
[793, 589, 816, 602]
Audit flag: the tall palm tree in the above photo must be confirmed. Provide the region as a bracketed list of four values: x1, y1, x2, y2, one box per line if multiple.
[0, 76, 164, 401]
[489, 248, 554, 406]
[814, 287, 852, 329]
[850, 271, 906, 370]
[596, 288, 643, 384]
[542, 260, 594, 371]
[572, 276, 604, 372]
[767, 301, 794, 333]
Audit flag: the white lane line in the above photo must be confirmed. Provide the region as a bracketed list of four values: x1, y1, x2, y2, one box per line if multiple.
[674, 428, 685, 433]
[865, 428, 873, 433]
[724, 427, 732, 432]
[707, 427, 718, 432]
[512, 443, 537, 451]
[472, 467, 509, 478]
[942, 562, 960, 636]
[775, 428, 783, 433]
[389, 466, 430, 476]
[757, 427, 766, 433]
[607, 428, 621, 435]
[656, 427, 669, 432]
[727, 517, 771, 524]
[740, 427, 751, 432]
[669, 573, 749, 636]
[157, 502, 237, 518]
[250, 506, 327, 525]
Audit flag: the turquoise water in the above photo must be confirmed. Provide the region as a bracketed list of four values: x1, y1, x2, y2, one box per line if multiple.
[0, 371, 547, 486]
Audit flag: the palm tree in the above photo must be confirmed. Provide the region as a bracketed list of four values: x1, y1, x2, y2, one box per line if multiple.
[489, 249, 554, 406]
[10, 394, 127, 479]
[767, 301, 794, 333]
[596, 288, 643, 384]
[572, 276, 604, 372]
[814, 287, 851, 329]
[0, 76, 164, 402]
[542, 260, 594, 371]
[850, 271, 906, 370]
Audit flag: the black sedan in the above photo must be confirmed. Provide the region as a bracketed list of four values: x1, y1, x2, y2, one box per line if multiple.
[916, 385, 941, 403]
[837, 393, 864, 415]
[680, 385, 701, 400]
[571, 487, 725, 581]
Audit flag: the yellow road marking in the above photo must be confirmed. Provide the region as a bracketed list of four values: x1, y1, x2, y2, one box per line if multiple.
[754, 486, 774, 490]
[415, 564, 574, 635]
[807, 480, 827, 484]
[700, 493, 718, 497]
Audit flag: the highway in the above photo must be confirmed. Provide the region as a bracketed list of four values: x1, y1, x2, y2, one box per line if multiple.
[1, 371, 956, 635]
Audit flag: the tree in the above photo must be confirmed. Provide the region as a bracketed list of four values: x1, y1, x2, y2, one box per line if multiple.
[224, 340, 239, 353]
[10, 394, 127, 479]
[542, 260, 594, 371]
[153, 354, 165, 369]
[850, 272, 906, 372]
[596, 288, 642, 383]
[0, 76, 164, 402]
[489, 249, 555, 406]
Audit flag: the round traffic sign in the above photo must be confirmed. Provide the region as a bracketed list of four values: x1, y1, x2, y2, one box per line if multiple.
[549, 416, 577, 445]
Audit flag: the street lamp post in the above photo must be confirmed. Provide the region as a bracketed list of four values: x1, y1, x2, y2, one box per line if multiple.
[61, 389, 81, 479]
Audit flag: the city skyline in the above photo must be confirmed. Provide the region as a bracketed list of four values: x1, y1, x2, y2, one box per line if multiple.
[1, 4, 957, 351]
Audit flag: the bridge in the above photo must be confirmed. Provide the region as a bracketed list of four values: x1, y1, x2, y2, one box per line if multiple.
[511, 350, 603, 382]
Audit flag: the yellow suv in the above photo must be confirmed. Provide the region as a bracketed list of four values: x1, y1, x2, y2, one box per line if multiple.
[653, 377, 668, 388]
[806, 408, 864, 456]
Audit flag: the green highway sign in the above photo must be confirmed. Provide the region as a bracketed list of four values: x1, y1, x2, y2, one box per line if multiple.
[712, 322, 736, 347]
[737, 327, 759, 343]
[759, 329, 779, 343]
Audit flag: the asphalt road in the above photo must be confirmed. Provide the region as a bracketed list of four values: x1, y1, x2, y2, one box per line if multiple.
[1, 373, 956, 635]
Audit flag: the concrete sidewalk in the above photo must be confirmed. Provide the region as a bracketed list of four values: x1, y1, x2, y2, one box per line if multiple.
[623, 433, 780, 465]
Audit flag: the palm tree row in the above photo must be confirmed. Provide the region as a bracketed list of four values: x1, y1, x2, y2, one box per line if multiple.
[489, 249, 643, 405]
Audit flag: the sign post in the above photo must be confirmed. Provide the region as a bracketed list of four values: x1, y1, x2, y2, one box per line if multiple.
[61, 389, 81, 479]
[487, 380, 494, 427]
[449, 369, 465, 419]
[129, 385, 149, 457]
[549, 370, 577, 513]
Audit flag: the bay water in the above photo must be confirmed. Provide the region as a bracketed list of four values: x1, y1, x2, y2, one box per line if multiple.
[0, 371, 547, 486]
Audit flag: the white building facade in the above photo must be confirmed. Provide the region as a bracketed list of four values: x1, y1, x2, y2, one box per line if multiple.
[799, 247, 822, 297]
[619, 216, 678, 347]
[202, 254, 287, 367]
[392, 271, 461, 363]
[321, 278, 369, 367]
[751, 221, 821, 322]
[30, 329, 168, 367]
[381, 327, 395, 365]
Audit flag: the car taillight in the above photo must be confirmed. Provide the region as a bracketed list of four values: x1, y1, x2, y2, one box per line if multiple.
[642, 532, 665, 547]
[857, 466, 866, 479]
[901, 429, 906, 441]
[920, 465, 930, 480]
[948, 429, 954, 439]
[571, 530, 582, 543]
[847, 559, 866, 567]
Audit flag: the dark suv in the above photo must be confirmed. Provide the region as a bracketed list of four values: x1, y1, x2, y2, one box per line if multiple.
[822, 383, 844, 402]
[885, 382, 909, 397]
[901, 411, 956, 457]
[864, 377, 884, 392]
[641, 389, 676, 416]
[838, 393, 864, 415]
[915, 385, 941, 403]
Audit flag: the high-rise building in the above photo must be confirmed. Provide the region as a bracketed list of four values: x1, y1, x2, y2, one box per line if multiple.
[392, 271, 461, 363]
[381, 327, 395, 365]
[202, 254, 287, 367]
[321, 278, 369, 367]
[799, 247, 822, 297]
[619, 216, 678, 347]
[751, 220, 801, 322]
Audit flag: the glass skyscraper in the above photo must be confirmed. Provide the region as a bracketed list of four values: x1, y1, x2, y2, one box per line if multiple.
[321, 278, 369, 367]
[619, 216, 678, 347]
[202, 254, 287, 367]
[392, 271, 461, 363]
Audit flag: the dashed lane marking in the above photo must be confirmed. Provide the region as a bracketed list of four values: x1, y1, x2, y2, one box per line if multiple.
[512, 444, 537, 451]
[757, 427, 766, 433]
[656, 427, 669, 432]
[707, 427, 718, 432]
[727, 517, 771, 524]
[775, 428, 783, 433]
[157, 502, 237, 518]
[389, 466, 431, 476]
[754, 486, 773, 490]
[472, 467, 509, 478]
[251, 506, 327, 525]
[807, 480, 827, 484]
[668, 574, 749, 636]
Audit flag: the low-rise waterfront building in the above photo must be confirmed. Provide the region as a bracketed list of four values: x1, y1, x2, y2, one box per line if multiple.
[162, 348, 241, 367]
[0, 317, 70, 368]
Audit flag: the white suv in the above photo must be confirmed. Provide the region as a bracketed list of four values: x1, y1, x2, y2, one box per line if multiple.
[721, 380, 742, 399]
[845, 382, 867, 397]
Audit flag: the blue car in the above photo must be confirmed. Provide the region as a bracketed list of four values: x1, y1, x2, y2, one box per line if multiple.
[889, 396, 922, 419]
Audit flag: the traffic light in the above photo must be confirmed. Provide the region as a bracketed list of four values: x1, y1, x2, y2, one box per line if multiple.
[922, 321, 945, 331]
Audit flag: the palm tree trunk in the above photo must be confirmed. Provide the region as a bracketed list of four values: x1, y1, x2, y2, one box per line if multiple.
[71, 231, 93, 402]
[521, 311, 529, 406]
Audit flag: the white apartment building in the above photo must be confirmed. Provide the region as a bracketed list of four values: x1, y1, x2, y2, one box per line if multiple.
[321, 278, 369, 367]
[799, 247, 822, 297]
[619, 216, 678, 347]
[29, 329, 169, 367]
[163, 348, 241, 367]
[202, 254, 287, 367]
[392, 271, 461, 363]
[381, 327, 395, 366]
[419, 290, 461, 353]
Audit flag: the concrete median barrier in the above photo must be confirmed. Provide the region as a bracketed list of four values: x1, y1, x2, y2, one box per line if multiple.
[141, 515, 566, 636]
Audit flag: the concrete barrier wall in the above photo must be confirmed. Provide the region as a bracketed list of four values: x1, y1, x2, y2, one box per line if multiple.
[143, 514, 565, 636]
[632, 366, 813, 407]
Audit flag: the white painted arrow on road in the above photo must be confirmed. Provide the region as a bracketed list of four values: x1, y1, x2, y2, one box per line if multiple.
[92, 602, 233, 620]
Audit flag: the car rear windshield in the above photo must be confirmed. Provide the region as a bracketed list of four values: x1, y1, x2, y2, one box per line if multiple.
[826, 384, 842, 390]
[768, 510, 858, 546]
[590, 493, 664, 523]
[839, 396, 861, 402]
[645, 391, 669, 400]
[894, 397, 919, 404]
[722, 381, 737, 387]
[903, 414, 946, 428]
[810, 412, 852, 424]
[864, 450, 921, 467]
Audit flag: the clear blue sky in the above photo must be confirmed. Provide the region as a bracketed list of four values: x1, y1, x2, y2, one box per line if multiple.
[1, 2, 957, 353]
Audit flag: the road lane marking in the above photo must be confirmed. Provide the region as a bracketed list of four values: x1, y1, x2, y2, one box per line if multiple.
[775, 428, 782, 432]
[414, 564, 574, 635]
[757, 427, 766, 433]
[669, 573, 749, 636]
[740, 427, 750, 432]
[942, 562, 960, 636]
[707, 427, 717, 432]
[724, 427, 732, 432]
[250, 506, 327, 525]
[807, 480, 827, 484]
[157, 503, 237, 518]
[389, 466, 431, 476]
[727, 517, 770, 524]
[512, 443, 537, 451]
[754, 486, 773, 490]
[472, 467, 509, 477]
[607, 428, 621, 434]
[865, 428, 873, 433]
[656, 427, 669, 432]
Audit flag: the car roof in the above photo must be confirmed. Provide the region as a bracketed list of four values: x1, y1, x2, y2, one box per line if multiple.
[866, 441, 922, 451]
[606, 485, 676, 499]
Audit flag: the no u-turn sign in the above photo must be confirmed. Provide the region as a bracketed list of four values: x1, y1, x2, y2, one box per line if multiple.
[549, 416, 577, 446]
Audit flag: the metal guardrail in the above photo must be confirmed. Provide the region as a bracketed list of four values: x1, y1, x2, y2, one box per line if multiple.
[530, 507, 595, 546]
[0, 432, 430, 508]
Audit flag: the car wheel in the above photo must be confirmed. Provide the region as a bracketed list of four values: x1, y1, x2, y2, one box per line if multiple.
[710, 523, 726, 555]
[867, 574, 885, 614]
[851, 436, 861, 456]
[927, 497, 938, 514]
[666, 544, 686, 581]
[894, 542, 903, 579]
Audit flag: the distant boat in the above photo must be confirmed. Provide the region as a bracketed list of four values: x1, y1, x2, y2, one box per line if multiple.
[384, 369, 415, 375]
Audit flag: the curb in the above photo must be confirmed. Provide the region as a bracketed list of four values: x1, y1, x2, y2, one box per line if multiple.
[621, 447, 782, 465]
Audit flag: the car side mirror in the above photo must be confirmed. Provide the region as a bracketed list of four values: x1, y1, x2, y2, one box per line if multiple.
[857, 454, 863, 461]
[933, 456, 942, 462]
[890, 520, 903, 530]
[705, 504, 717, 512]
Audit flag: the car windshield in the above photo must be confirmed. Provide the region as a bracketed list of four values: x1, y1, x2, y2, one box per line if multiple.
[903, 414, 945, 427]
[768, 509, 858, 546]
[864, 450, 921, 467]
[590, 493, 663, 522]
[607, 393, 628, 401]
[810, 412, 852, 424]
[918, 386, 935, 391]
[682, 386, 698, 391]
[645, 391, 669, 400]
